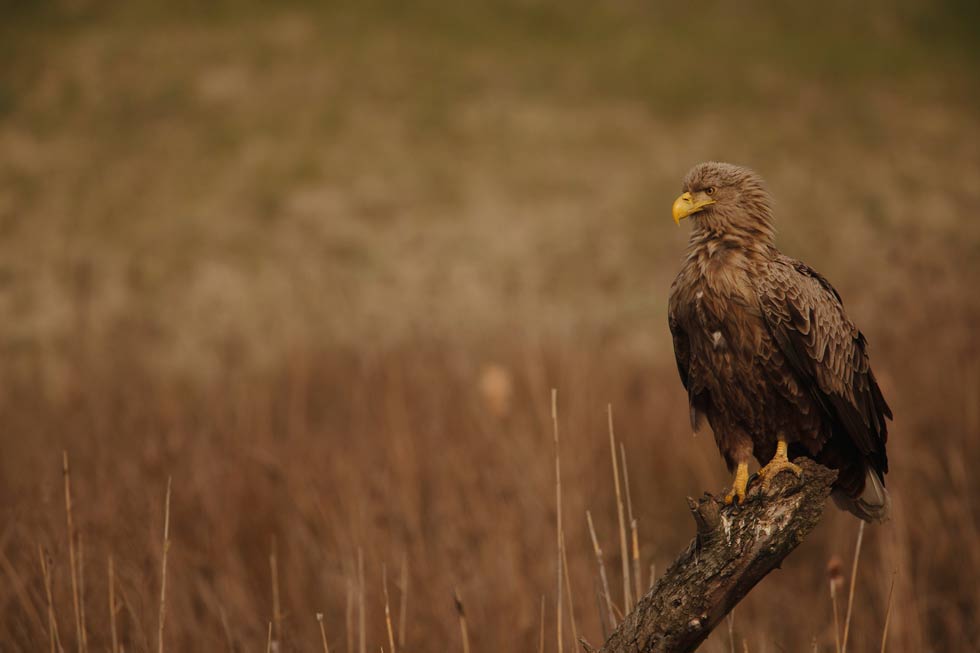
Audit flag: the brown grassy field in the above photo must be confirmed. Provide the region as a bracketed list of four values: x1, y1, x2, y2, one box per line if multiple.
[1, 1, 979, 651]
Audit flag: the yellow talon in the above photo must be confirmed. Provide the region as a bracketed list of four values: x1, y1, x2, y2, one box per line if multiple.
[757, 439, 803, 492]
[724, 462, 749, 505]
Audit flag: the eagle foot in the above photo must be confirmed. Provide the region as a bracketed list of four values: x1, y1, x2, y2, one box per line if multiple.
[756, 440, 804, 493]
[723, 462, 749, 506]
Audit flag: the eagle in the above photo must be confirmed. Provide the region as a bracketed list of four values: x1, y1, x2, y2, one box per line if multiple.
[667, 162, 891, 522]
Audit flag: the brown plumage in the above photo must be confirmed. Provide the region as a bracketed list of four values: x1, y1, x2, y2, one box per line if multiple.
[667, 162, 892, 522]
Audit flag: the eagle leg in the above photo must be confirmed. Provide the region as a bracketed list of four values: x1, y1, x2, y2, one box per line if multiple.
[756, 438, 803, 492]
[723, 462, 749, 506]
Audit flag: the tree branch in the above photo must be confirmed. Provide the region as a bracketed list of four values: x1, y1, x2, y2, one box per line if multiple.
[598, 458, 837, 653]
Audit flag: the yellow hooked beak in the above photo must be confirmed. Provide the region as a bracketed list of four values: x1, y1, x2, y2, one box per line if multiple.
[672, 191, 715, 225]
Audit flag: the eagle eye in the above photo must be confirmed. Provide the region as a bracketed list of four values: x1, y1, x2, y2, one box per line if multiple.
[705, 187, 716, 195]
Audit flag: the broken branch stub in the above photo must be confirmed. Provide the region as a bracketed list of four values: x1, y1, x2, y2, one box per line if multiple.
[599, 458, 837, 653]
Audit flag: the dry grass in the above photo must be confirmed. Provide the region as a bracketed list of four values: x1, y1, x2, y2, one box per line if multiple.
[397, 553, 408, 649]
[607, 407, 632, 614]
[38, 546, 60, 653]
[0, 1, 978, 651]
[453, 587, 471, 653]
[586, 510, 616, 632]
[880, 573, 896, 653]
[382, 564, 395, 653]
[107, 556, 118, 653]
[828, 557, 844, 653]
[316, 612, 330, 653]
[62, 452, 84, 653]
[157, 477, 172, 653]
[1, 338, 976, 651]
[841, 522, 865, 653]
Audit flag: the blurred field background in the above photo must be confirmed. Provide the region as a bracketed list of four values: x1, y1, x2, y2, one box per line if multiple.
[1, 0, 979, 651]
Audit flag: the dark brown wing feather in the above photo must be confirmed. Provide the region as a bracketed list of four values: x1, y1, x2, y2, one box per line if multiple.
[668, 293, 709, 433]
[668, 311, 690, 391]
[756, 256, 891, 477]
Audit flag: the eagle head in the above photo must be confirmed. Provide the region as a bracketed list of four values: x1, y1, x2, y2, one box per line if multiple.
[672, 162, 775, 241]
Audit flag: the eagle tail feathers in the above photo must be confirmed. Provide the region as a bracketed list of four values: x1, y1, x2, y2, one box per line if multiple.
[832, 468, 890, 523]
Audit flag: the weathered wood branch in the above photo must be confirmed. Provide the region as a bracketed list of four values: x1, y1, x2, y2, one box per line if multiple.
[598, 458, 837, 653]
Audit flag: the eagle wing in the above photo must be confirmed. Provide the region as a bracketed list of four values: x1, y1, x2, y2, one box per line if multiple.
[668, 310, 690, 391]
[755, 255, 891, 473]
[668, 281, 708, 432]
[756, 256, 892, 473]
